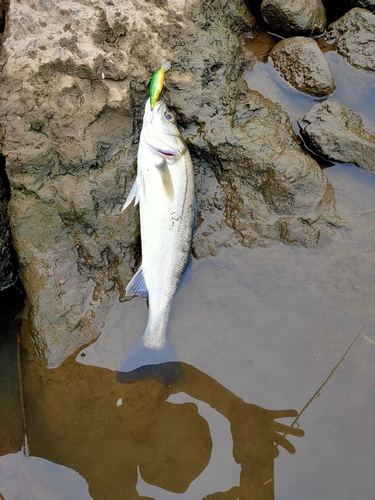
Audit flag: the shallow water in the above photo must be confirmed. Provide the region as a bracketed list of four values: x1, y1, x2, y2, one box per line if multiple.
[1, 31, 375, 500]
[244, 44, 375, 134]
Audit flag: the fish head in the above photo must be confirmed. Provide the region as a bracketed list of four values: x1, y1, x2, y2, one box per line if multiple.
[142, 98, 186, 160]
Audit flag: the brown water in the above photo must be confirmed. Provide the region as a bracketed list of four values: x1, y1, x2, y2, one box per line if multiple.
[1, 33, 375, 500]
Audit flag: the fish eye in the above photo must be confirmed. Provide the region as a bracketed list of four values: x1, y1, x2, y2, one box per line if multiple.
[164, 111, 175, 123]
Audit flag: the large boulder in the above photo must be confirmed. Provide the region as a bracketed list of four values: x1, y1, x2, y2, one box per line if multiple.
[189, 89, 339, 258]
[298, 100, 375, 171]
[0, 0, 340, 367]
[325, 8, 375, 70]
[261, 0, 327, 37]
[269, 37, 335, 96]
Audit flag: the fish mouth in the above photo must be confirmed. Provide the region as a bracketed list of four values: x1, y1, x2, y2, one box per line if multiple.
[146, 141, 177, 158]
[147, 98, 164, 120]
[152, 99, 164, 110]
[156, 149, 176, 157]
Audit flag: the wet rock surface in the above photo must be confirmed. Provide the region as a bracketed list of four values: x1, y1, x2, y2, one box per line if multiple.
[190, 90, 339, 258]
[299, 100, 375, 172]
[0, 157, 16, 290]
[261, 0, 327, 36]
[325, 8, 375, 71]
[341, 0, 375, 9]
[270, 37, 335, 96]
[0, 0, 342, 366]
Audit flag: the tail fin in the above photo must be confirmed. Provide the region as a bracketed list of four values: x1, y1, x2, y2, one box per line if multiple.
[117, 337, 181, 384]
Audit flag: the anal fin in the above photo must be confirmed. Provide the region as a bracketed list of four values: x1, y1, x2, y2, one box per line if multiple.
[126, 266, 148, 298]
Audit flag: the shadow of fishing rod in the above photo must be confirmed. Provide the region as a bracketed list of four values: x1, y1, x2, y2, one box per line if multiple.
[280, 326, 366, 441]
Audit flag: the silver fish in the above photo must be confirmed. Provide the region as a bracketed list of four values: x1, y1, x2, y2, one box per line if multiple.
[120, 97, 195, 373]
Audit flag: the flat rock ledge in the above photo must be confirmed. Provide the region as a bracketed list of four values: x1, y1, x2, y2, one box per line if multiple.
[298, 100, 375, 172]
[270, 37, 335, 97]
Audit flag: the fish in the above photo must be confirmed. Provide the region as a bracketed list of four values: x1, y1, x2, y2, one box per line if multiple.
[119, 96, 195, 376]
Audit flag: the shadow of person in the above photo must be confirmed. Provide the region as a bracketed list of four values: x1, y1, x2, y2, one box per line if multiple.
[119, 362, 304, 500]
[4, 351, 304, 500]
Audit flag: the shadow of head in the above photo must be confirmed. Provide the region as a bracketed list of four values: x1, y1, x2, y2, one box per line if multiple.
[138, 400, 212, 493]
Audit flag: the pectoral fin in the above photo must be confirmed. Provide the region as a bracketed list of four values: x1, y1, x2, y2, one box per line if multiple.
[156, 158, 174, 201]
[122, 176, 142, 211]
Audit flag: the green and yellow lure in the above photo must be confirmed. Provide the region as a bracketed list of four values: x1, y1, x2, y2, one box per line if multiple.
[149, 61, 171, 108]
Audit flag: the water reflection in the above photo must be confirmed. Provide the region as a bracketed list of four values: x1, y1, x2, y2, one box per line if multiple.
[1, 349, 303, 500]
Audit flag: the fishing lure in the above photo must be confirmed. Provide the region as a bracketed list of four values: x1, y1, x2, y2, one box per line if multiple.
[149, 61, 171, 108]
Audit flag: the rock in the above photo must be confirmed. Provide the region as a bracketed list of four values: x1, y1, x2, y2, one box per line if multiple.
[0, 156, 16, 290]
[325, 8, 375, 71]
[298, 100, 375, 171]
[341, 0, 375, 9]
[1, 0, 164, 366]
[189, 86, 340, 258]
[261, 0, 327, 37]
[269, 37, 335, 96]
[0, 0, 340, 367]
